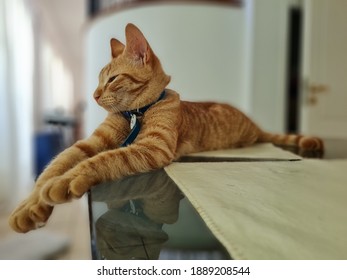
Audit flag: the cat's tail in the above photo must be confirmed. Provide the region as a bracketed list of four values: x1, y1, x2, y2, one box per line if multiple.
[258, 131, 324, 152]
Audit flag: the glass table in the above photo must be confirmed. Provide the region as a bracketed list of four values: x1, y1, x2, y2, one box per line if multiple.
[88, 168, 229, 260]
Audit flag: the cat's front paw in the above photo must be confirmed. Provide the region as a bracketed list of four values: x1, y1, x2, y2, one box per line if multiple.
[9, 193, 53, 233]
[40, 173, 95, 204]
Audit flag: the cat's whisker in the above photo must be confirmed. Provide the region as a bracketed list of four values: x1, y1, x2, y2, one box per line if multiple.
[111, 103, 121, 113]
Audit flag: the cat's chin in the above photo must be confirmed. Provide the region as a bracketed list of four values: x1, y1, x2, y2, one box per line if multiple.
[99, 104, 121, 114]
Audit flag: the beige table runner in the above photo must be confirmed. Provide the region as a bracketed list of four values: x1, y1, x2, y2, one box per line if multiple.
[165, 159, 347, 259]
[185, 143, 301, 160]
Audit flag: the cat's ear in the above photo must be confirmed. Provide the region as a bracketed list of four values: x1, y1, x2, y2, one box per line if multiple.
[124, 23, 151, 65]
[110, 38, 125, 59]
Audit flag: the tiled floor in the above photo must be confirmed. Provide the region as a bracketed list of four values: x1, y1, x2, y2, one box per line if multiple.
[0, 197, 91, 259]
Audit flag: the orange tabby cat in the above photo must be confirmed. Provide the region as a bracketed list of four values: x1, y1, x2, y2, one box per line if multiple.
[9, 23, 323, 233]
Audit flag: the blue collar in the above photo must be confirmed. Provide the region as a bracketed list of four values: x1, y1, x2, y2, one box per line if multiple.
[120, 90, 166, 147]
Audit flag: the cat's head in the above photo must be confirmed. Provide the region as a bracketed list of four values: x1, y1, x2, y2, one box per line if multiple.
[94, 23, 171, 113]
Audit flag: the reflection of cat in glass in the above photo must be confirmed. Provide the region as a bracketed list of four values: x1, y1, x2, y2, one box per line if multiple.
[91, 169, 182, 260]
[9, 23, 323, 233]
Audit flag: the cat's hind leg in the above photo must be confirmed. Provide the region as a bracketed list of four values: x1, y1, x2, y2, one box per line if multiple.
[258, 131, 324, 156]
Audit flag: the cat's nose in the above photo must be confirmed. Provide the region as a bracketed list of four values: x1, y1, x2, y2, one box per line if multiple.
[93, 89, 102, 102]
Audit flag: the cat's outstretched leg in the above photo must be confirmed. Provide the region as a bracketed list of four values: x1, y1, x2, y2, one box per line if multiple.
[8, 118, 127, 233]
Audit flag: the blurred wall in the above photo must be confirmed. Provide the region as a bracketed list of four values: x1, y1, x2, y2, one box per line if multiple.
[0, 0, 34, 208]
[0, 0, 86, 208]
[246, 0, 291, 133]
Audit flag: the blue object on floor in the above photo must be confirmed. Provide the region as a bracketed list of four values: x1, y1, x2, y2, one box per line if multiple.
[34, 131, 64, 177]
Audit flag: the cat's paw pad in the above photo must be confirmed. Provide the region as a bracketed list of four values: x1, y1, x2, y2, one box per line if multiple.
[29, 204, 53, 223]
[8, 197, 53, 233]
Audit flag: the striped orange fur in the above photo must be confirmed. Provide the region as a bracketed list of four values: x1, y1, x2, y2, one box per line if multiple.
[9, 23, 323, 233]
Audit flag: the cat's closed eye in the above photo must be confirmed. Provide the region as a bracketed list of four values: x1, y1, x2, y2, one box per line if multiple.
[107, 75, 118, 84]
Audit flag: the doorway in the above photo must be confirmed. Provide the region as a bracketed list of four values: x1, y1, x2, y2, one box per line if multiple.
[285, 7, 302, 134]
